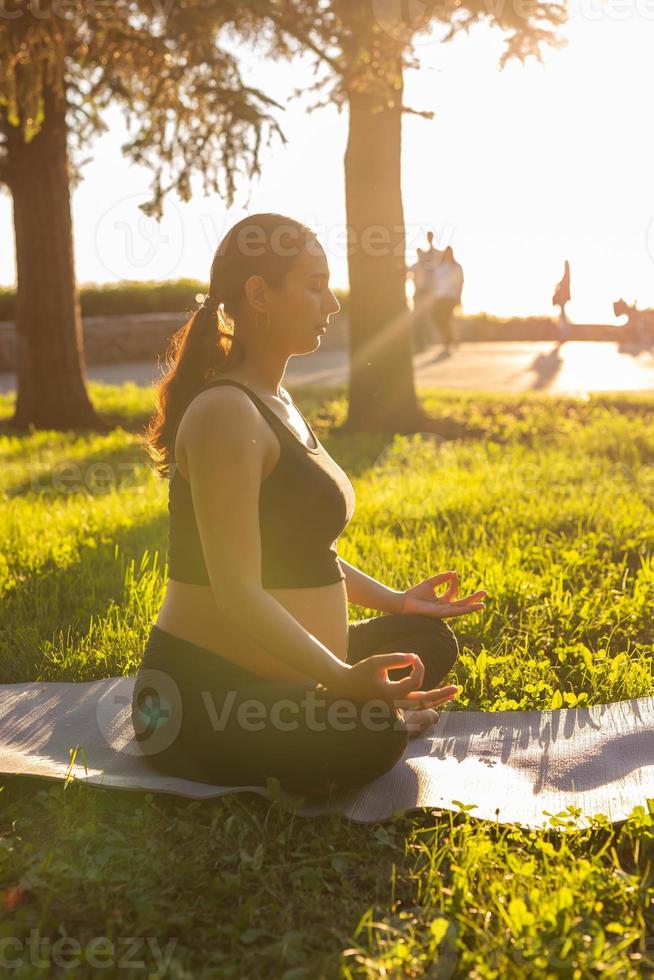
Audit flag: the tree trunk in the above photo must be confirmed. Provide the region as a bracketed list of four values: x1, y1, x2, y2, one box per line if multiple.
[342, 35, 425, 433]
[4, 73, 104, 431]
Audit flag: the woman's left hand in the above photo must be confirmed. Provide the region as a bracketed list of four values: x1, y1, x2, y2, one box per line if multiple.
[397, 571, 487, 620]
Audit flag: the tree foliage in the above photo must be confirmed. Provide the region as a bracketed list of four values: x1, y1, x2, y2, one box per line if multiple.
[0, 0, 286, 215]
[241, 0, 568, 111]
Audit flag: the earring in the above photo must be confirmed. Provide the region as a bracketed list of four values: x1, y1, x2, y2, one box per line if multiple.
[256, 311, 270, 332]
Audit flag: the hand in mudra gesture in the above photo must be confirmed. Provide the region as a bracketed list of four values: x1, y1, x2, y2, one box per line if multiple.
[398, 571, 487, 620]
[330, 651, 458, 711]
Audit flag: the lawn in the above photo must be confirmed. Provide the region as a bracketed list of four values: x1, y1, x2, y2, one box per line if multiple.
[0, 382, 653, 978]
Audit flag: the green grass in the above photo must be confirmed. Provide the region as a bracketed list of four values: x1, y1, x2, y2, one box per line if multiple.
[0, 383, 653, 977]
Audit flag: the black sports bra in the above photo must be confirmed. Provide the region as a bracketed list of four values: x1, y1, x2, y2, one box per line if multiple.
[167, 379, 356, 589]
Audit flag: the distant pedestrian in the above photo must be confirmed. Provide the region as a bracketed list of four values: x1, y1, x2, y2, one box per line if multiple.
[409, 248, 432, 352]
[552, 260, 571, 344]
[409, 231, 445, 352]
[421, 231, 445, 303]
[430, 246, 463, 354]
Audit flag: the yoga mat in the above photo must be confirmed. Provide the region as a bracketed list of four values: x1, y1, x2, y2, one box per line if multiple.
[0, 675, 652, 829]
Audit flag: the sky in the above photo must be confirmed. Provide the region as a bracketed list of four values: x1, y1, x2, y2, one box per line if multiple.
[1, 5, 654, 323]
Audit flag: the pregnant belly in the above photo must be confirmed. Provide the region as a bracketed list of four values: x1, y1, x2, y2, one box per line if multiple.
[155, 578, 349, 683]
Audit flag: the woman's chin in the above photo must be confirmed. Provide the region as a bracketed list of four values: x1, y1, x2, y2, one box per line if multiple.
[302, 334, 322, 354]
[290, 330, 324, 356]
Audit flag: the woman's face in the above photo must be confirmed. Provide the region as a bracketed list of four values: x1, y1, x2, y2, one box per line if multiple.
[268, 241, 341, 355]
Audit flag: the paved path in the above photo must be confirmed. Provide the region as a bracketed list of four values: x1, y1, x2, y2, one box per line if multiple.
[2, 341, 654, 396]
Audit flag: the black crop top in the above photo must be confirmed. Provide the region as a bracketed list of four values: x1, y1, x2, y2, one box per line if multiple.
[167, 379, 356, 589]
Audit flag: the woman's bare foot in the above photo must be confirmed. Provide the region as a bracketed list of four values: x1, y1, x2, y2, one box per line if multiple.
[400, 707, 440, 738]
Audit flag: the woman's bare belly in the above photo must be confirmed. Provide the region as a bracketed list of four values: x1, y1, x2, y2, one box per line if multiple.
[154, 578, 349, 684]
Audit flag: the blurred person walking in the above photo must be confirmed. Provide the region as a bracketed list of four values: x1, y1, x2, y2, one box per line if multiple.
[430, 246, 463, 354]
[409, 232, 445, 352]
[552, 259, 571, 344]
[409, 248, 432, 352]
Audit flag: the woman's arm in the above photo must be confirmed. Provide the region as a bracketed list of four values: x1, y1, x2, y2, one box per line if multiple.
[338, 557, 403, 615]
[339, 559, 487, 620]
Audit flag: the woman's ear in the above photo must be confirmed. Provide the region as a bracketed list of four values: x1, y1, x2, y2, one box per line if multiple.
[243, 274, 268, 315]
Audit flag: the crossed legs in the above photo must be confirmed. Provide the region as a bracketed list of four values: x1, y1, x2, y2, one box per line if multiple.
[132, 614, 459, 800]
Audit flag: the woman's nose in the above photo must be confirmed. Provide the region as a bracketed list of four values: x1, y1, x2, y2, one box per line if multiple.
[327, 290, 340, 314]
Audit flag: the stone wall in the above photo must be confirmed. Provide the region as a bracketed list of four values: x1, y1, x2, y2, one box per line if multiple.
[0, 314, 189, 370]
[455, 317, 623, 343]
[0, 311, 624, 371]
[0, 312, 350, 371]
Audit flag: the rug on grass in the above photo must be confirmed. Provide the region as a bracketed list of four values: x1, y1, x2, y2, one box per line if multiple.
[0, 676, 652, 830]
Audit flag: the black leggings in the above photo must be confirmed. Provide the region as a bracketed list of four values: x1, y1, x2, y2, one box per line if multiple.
[131, 613, 459, 800]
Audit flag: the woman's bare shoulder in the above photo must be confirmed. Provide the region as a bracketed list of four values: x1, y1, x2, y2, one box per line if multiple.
[175, 384, 274, 477]
[183, 382, 260, 420]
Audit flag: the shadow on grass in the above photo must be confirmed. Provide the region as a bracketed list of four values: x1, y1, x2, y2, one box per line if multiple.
[2, 439, 153, 498]
[0, 510, 168, 684]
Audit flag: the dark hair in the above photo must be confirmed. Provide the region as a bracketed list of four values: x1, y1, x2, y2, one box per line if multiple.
[143, 213, 317, 478]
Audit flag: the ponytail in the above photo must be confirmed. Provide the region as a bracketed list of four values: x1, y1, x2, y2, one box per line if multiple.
[143, 296, 245, 479]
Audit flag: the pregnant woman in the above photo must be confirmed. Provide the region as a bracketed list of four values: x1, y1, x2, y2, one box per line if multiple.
[131, 213, 486, 800]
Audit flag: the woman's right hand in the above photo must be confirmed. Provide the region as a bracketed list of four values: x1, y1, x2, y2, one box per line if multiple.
[325, 652, 459, 709]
